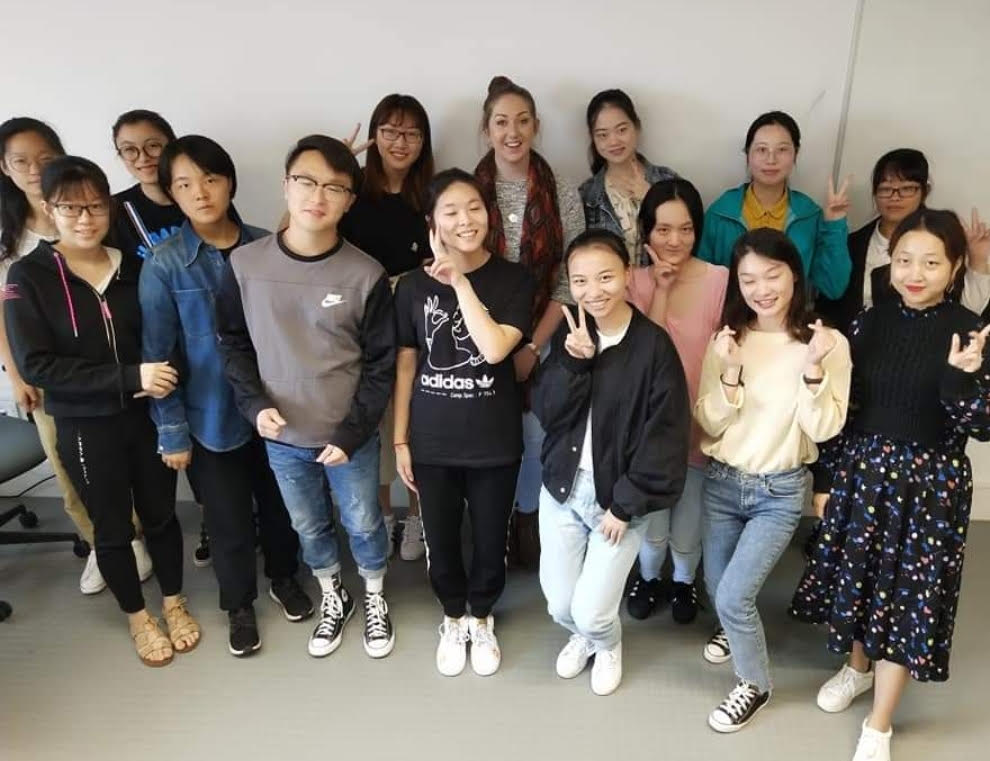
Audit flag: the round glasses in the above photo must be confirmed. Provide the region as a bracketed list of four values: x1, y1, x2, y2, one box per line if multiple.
[116, 140, 166, 163]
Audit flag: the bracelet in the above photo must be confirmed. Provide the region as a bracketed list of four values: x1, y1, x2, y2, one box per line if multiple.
[803, 374, 824, 386]
[720, 372, 742, 388]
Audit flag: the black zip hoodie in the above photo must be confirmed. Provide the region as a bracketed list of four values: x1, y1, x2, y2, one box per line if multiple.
[3, 241, 144, 417]
[531, 307, 690, 522]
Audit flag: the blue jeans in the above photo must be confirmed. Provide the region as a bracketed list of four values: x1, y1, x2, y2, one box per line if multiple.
[539, 469, 648, 650]
[638, 464, 705, 583]
[514, 410, 545, 514]
[265, 435, 387, 580]
[701, 460, 807, 693]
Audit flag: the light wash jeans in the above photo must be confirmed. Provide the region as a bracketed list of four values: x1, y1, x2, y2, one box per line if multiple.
[701, 460, 807, 693]
[539, 468, 648, 651]
[638, 464, 705, 582]
[265, 435, 388, 581]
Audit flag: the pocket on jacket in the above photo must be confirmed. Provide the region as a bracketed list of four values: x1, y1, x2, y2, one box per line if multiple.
[174, 289, 215, 339]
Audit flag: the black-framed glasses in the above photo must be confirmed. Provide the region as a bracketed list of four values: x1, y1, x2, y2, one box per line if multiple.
[51, 201, 110, 218]
[116, 140, 166, 163]
[287, 174, 353, 197]
[875, 184, 921, 200]
[378, 126, 423, 145]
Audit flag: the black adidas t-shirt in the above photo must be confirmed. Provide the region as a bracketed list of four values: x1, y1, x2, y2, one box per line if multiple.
[395, 255, 535, 467]
[109, 184, 185, 260]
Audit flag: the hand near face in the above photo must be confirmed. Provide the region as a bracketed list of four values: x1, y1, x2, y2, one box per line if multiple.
[425, 228, 466, 288]
[823, 175, 852, 221]
[806, 319, 836, 366]
[561, 303, 595, 359]
[712, 326, 741, 371]
[341, 123, 374, 156]
[645, 245, 679, 291]
[948, 325, 990, 373]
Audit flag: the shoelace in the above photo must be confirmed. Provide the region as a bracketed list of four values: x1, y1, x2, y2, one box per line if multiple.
[596, 647, 620, 667]
[314, 591, 344, 639]
[470, 620, 496, 648]
[718, 682, 760, 721]
[439, 619, 469, 645]
[561, 634, 592, 659]
[364, 593, 390, 640]
[709, 629, 730, 653]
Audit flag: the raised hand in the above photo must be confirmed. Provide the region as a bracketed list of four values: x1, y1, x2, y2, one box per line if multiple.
[425, 227, 465, 288]
[256, 408, 287, 439]
[712, 326, 741, 371]
[823, 175, 852, 221]
[561, 303, 595, 359]
[806, 319, 837, 365]
[964, 207, 990, 274]
[948, 324, 990, 373]
[341, 123, 374, 156]
[645, 244, 679, 291]
[136, 361, 178, 399]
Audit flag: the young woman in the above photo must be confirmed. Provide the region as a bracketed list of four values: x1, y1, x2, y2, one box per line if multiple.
[816, 149, 990, 332]
[474, 75, 586, 569]
[698, 110, 852, 300]
[4, 156, 199, 666]
[532, 229, 690, 696]
[339, 93, 434, 562]
[0, 117, 151, 595]
[695, 228, 851, 732]
[791, 209, 990, 761]
[394, 169, 535, 677]
[622, 178, 728, 623]
[578, 89, 676, 265]
[110, 110, 184, 260]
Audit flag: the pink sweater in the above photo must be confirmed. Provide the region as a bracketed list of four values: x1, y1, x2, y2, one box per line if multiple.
[627, 260, 729, 467]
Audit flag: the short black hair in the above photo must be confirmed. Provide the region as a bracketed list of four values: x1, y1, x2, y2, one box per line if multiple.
[41, 155, 111, 204]
[638, 178, 706, 261]
[744, 111, 801, 153]
[565, 228, 630, 268]
[112, 109, 176, 143]
[284, 135, 362, 195]
[871, 148, 930, 196]
[158, 135, 237, 201]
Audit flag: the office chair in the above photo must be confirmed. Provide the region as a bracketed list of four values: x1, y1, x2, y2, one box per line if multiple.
[0, 413, 89, 621]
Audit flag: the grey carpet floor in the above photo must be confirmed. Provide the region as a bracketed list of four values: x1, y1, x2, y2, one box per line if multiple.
[1, 498, 988, 761]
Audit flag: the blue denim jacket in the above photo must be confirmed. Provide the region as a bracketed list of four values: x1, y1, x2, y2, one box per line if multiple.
[140, 220, 269, 454]
[578, 156, 677, 264]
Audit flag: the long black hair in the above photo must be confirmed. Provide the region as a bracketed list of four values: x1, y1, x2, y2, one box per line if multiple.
[722, 228, 814, 342]
[585, 89, 642, 175]
[0, 117, 65, 261]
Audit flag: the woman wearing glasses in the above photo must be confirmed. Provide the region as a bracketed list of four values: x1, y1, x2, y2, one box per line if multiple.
[4, 156, 199, 667]
[110, 109, 183, 260]
[339, 94, 434, 562]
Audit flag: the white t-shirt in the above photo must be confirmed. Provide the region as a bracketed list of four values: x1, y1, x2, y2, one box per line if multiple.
[577, 316, 632, 472]
[862, 224, 890, 308]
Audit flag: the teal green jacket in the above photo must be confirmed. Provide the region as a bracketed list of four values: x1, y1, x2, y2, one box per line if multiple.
[697, 183, 851, 299]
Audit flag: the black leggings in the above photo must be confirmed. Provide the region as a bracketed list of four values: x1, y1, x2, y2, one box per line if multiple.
[415, 462, 519, 618]
[56, 406, 181, 613]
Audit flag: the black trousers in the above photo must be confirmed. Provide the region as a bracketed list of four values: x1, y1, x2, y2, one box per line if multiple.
[415, 462, 519, 618]
[188, 436, 300, 611]
[56, 406, 181, 614]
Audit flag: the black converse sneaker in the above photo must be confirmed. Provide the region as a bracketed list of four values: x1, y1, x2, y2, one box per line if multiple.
[626, 573, 662, 620]
[708, 680, 770, 733]
[703, 627, 732, 664]
[670, 581, 699, 624]
[362, 590, 395, 659]
[193, 521, 211, 568]
[307, 579, 354, 657]
[228, 606, 261, 657]
[269, 576, 315, 622]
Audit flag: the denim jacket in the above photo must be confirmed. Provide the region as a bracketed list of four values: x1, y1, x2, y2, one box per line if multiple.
[140, 220, 268, 454]
[578, 156, 677, 264]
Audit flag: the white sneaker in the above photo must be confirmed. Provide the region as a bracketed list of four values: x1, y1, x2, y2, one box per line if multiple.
[132, 539, 153, 582]
[852, 718, 892, 761]
[384, 513, 397, 559]
[817, 664, 875, 713]
[590, 642, 622, 696]
[703, 627, 732, 664]
[436, 616, 470, 676]
[79, 550, 106, 595]
[467, 615, 501, 676]
[555, 634, 595, 679]
[400, 515, 426, 561]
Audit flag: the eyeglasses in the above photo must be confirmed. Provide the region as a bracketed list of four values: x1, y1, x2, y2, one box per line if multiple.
[377, 126, 423, 145]
[3, 153, 56, 174]
[51, 201, 110, 218]
[875, 184, 921, 200]
[116, 140, 166, 163]
[287, 174, 353, 198]
[750, 145, 794, 160]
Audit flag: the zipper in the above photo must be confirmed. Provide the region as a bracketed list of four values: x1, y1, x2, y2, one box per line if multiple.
[86, 284, 125, 409]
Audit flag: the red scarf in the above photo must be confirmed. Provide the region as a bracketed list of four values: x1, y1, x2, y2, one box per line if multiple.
[474, 150, 564, 330]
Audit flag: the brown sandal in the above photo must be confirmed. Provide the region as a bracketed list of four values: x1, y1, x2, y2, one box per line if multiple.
[131, 616, 174, 667]
[163, 597, 201, 654]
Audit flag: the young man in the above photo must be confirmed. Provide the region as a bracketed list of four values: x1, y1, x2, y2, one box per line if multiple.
[216, 135, 396, 659]
[140, 135, 313, 657]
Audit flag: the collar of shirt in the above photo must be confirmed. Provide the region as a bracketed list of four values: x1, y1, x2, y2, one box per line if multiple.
[180, 219, 244, 268]
[742, 184, 789, 228]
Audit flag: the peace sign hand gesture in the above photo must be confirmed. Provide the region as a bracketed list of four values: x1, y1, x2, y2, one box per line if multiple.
[561, 303, 596, 359]
[806, 319, 837, 365]
[425, 227, 465, 288]
[645, 244, 679, 292]
[341, 123, 375, 157]
[948, 325, 990, 373]
[964, 207, 990, 274]
[823, 175, 852, 221]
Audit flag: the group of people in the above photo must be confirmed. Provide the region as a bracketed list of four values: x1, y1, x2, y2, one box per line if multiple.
[2, 75, 989, 761]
